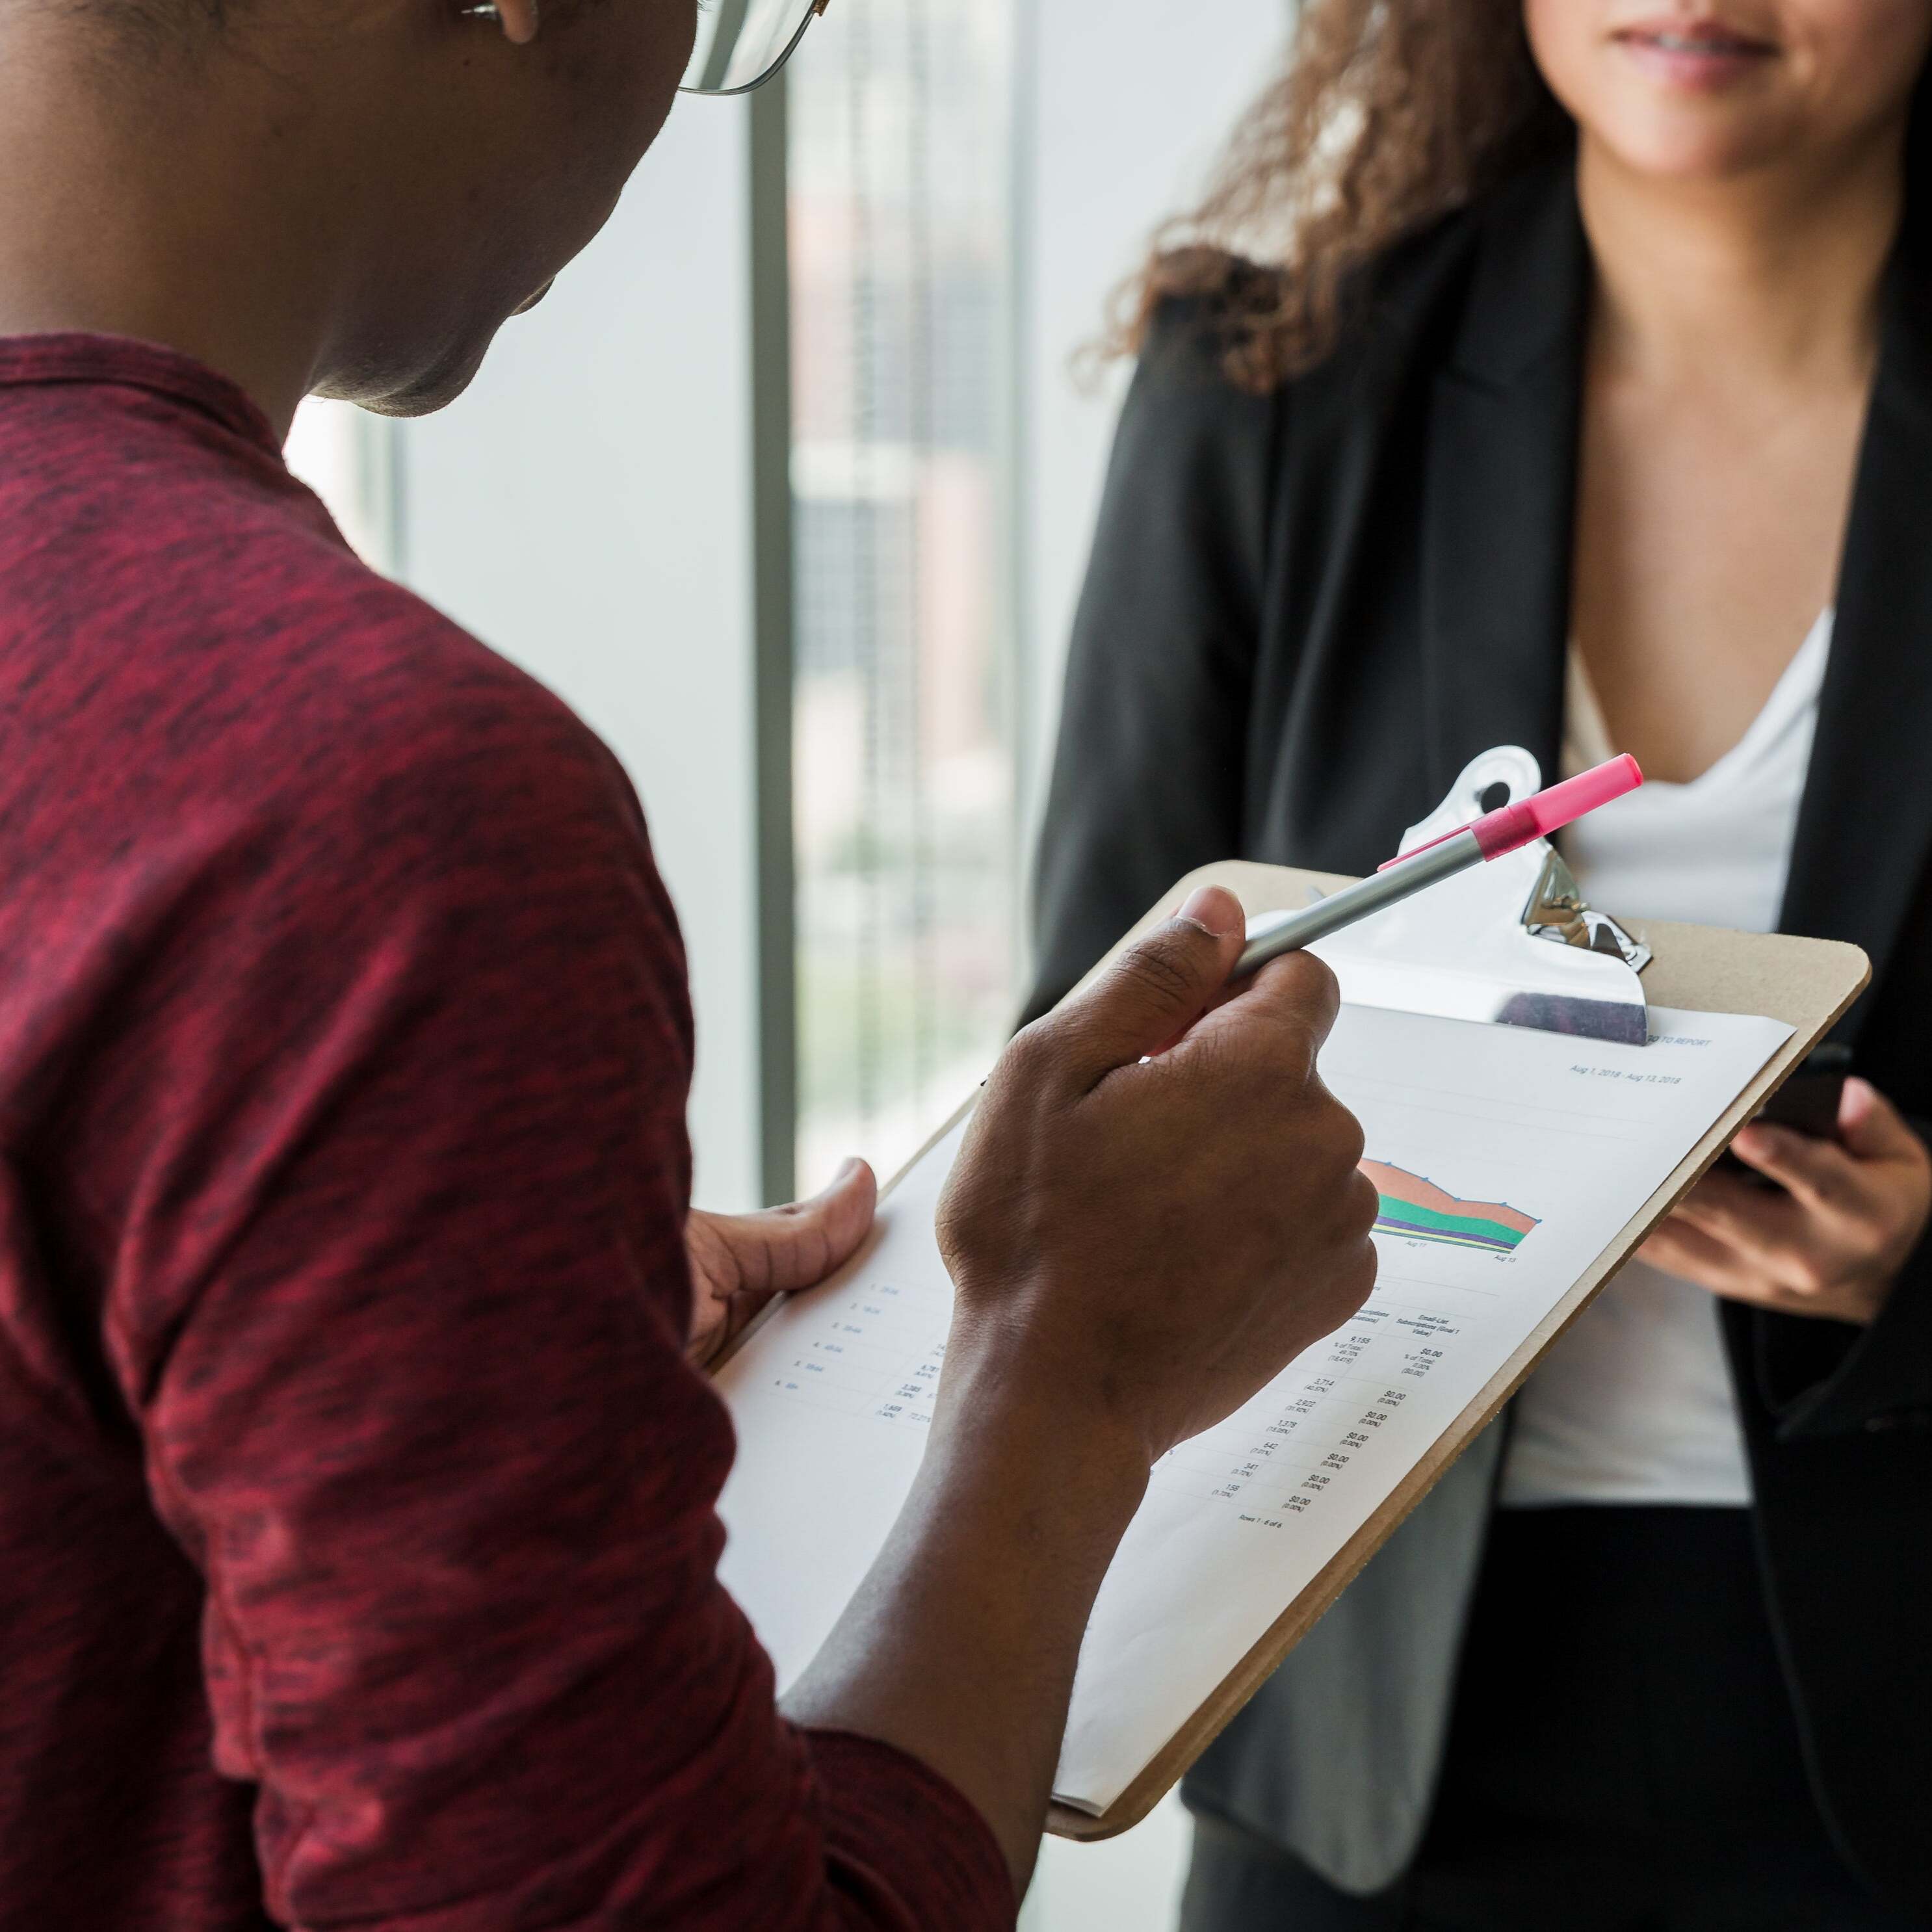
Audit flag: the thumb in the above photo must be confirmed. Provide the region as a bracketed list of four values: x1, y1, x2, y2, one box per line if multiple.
[709, 1158, 879, 1299]
[1838, 1077, 1925, 1166]
[1061, 885, 1246, 1082]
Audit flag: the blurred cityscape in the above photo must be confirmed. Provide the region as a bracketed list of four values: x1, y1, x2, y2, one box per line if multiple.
[789, 0, 1020, 1190]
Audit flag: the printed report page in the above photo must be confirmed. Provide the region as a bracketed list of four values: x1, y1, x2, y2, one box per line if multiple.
[714, 1000, 1790, 1813]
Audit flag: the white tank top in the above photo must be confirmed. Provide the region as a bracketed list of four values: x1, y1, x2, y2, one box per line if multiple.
[1498, 609, 1833, 1508]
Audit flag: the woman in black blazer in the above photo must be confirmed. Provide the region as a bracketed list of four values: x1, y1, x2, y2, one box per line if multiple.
[1028, 3, 1932, 1927]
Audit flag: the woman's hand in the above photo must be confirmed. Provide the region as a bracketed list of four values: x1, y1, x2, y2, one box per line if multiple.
[685, 1158, 878, 1369]
[1639, 1078, 1932, 1326]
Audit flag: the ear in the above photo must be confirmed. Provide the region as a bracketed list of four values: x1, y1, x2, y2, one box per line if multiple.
[495, 0, 538, 44]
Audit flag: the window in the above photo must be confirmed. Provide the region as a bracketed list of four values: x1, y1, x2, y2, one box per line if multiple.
[788, 0, 1020, 1188]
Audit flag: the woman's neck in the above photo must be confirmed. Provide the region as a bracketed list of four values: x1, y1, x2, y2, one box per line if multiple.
[1577, 131, 1905, 391]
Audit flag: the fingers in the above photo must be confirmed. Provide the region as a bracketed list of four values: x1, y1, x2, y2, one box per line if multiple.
[1670, 1168, 1806, 1266]
[1726, 1123, 1862, 1217]
[1656, 1167, 1901, 1322]
[1639, 1083, 1928, 1327]
[1651, 1213, 1809, 1311]
[1185, 947, 1342, 1080]
[712, 1158, 880, 1299]
[1053, 886, 1247, 1087]
[1728, 1082, 1927, 1212]
[1343, 1164, 1384, 1286]
[1836, 1077, 1927, 1164]
[1639, 1211, 1745, 1288]
[495, 0, 541, 42]
[797, 1156, 880, 1275]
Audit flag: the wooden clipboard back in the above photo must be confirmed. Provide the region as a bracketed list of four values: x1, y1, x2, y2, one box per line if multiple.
[1045, 860, 1869, 1841]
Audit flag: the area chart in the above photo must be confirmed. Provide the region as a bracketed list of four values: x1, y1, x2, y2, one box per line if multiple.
[1363, 1159, 1539, 1253]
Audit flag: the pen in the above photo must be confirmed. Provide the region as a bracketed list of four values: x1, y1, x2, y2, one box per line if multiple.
[1234, 754, 1645, 978]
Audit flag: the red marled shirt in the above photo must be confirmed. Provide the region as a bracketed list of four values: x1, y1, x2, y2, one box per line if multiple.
[0, 335, 1012, 1932]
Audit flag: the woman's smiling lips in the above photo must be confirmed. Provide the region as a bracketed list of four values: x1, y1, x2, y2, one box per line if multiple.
[1612, 14, 1780, 90]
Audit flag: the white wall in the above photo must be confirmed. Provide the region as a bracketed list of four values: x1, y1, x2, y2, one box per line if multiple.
[1013, 7, 1293, 1927]
[398, 98, 766, 1213]
[1015, 0, 1294, 863]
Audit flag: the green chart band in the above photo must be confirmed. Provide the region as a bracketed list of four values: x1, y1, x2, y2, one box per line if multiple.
[1363, 1158, 1541, 1254]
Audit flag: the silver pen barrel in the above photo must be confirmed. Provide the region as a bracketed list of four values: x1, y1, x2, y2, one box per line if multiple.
[1234, 829, 1484, 978]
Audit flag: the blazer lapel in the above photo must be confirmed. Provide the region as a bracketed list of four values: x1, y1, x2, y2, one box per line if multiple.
[1781, 237, 1932, 1011]
[1420, 162, 1590, 804]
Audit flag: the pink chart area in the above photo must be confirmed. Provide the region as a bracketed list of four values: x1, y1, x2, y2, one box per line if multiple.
[1361, 1158, 1541, 1253]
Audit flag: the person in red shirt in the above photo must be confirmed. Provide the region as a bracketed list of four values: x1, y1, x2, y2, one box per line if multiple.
[0, 3, 1379, 1928]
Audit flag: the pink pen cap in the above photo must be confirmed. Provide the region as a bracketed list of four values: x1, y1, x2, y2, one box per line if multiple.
[1383, 755, 1644, 870]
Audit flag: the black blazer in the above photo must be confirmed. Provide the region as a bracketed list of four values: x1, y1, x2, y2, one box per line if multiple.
[1027, 159, 1932, 1916]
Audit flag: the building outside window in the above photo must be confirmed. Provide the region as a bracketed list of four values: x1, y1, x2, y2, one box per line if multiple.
[788, 0, 1020, 1190]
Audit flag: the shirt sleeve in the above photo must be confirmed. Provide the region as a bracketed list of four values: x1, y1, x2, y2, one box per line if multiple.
[78, 653, 1012, 1931]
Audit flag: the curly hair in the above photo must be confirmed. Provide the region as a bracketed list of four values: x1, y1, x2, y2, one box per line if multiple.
[1123, 0, 1927, 393]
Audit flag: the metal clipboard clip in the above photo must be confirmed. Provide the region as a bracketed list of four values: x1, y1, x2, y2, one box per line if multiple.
[1309, 746, 1652, 1047]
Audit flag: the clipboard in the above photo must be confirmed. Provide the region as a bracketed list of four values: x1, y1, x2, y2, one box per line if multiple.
[1043, 747, 1868, 1839]
[713, 746, 1869, 1846]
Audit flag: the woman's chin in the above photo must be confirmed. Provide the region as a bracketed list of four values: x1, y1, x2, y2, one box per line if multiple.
[1584, 105, 1809, 186]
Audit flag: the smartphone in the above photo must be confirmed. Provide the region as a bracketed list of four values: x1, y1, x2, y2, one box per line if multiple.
[1716, 1041, 1853, 1184]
